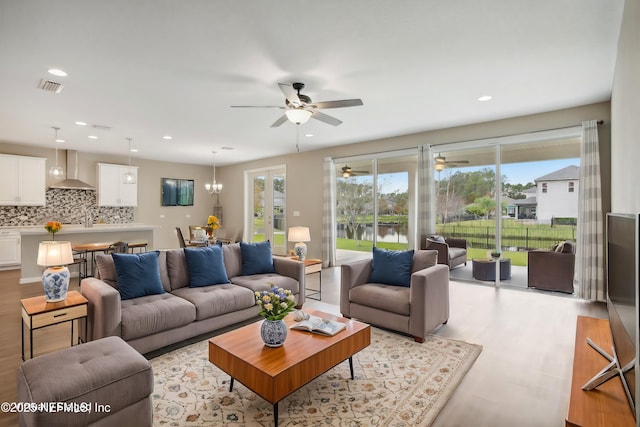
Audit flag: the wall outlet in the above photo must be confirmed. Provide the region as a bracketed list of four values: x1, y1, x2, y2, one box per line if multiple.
[186, 214, 191, 218]
[293, 210, 300, 217]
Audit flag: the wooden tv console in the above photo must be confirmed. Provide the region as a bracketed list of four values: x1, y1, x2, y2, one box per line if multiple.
[566, 316, 635, 427]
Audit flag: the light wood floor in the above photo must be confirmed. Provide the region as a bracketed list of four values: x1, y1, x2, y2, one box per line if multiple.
[0, 268, 607, 427]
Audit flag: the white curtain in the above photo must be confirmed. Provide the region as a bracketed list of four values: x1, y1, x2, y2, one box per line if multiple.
[417, 145, 436, 249]
[576, 120, 605, 301]
[322, 157, 336, 267]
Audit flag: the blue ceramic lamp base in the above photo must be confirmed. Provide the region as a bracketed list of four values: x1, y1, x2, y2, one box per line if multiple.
[42, 266, 70, 302]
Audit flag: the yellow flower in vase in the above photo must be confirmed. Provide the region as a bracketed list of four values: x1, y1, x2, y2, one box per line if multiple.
[207, 215, 220, 237]
[44, 221, 62, 240]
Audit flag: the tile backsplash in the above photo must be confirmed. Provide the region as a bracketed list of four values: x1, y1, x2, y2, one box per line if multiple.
[0, 189, 134, 226]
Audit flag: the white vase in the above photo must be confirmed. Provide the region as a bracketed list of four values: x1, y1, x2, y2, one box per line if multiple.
[260, 319, 288, 347]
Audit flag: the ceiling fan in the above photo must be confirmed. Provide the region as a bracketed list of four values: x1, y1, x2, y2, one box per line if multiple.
[231, 82, 363, 127]
[434, 154, 469, 171]
[340, 165, 369, 178]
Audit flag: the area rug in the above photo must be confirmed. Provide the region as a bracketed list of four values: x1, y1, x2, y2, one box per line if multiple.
[151, 328, 482, 426]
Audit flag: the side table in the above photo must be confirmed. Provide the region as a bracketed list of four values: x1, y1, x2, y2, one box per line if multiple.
[21, 290, 88, 361]
[293, 257, 323, 300]
[472, 258, 512, 281]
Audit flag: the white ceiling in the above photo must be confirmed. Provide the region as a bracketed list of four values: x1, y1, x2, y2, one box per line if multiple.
[0, 0, 624, 166]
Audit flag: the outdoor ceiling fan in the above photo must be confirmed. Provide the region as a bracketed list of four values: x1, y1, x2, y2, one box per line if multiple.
[434, 154, 469, 171]
[230, 82, 363, 127]
[340, 165, 368, 178]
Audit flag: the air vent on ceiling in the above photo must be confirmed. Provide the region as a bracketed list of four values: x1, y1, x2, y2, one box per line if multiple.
[91, 124, 112, 131]
[38, 79, 64, 93]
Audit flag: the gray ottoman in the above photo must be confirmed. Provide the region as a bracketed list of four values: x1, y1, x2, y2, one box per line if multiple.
[17, 336, 153, 427]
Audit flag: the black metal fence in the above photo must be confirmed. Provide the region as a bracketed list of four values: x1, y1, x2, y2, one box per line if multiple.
[436, 224, 576, 251]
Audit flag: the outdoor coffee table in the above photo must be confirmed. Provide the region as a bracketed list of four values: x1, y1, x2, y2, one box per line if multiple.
[208, 309, 371, 426]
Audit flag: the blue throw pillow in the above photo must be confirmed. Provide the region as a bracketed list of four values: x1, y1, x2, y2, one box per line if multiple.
[369, 247, 415, 287]
[184, 246, 230, 287]
[112, 252, 165, 300]
[240, 241, 275, 275]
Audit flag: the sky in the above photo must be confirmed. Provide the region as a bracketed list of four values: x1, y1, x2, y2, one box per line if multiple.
[364, 157, 581, 194]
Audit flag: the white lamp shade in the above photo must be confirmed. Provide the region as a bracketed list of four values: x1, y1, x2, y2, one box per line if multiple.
[37, 241, 74, 267]
[288, 226, 310, 243]
[285, 109, 312, 124]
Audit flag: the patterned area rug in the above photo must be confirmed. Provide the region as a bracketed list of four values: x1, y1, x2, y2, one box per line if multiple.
[151, 328, 482, 426]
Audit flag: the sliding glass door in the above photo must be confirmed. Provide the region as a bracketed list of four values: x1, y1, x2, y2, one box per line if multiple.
[334, 152, 416, 264]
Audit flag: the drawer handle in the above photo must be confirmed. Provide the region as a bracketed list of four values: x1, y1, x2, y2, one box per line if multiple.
[53, 313, 68, 318]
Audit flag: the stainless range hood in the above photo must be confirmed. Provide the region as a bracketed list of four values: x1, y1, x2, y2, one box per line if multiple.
[48, 150, 95, 190]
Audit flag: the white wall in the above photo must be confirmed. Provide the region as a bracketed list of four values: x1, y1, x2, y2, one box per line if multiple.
[611, 0, 640, 213]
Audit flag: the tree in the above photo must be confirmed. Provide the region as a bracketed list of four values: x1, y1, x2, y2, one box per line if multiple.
[336, 178, 373, 246]
[466, 196, 496, 219]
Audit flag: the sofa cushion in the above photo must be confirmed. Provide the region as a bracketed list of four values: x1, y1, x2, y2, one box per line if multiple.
[369, 247, 414, 287]
[184, 246, 230, 287]
[231, 273, 299, 295]
[171, 284, 256, 321]
[222, 243, 242, 278]
[120, 293, 196, 341]
[166, 249, 189, 291]
[349, 283, 411, 316]
[412, 249, 438, 273]
[113, 252, 165, 300]
[240, 241, 275, 275]
[448, 247, 467, 260]
[95, 253, 118, 288]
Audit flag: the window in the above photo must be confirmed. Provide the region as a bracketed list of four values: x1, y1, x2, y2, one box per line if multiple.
[541, 183, 548, 193]
[568, 181, 575, 192]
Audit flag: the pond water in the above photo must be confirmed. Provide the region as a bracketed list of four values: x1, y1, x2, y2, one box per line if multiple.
[337, 223, 408, 244]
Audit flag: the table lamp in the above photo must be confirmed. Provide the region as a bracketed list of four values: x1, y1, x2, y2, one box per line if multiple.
[288, 226, 310, 261]
[37, 241, 74, 302]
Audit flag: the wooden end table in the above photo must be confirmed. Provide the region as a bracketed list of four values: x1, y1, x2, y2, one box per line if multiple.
[21, 290, 88, 361]
[209, 309, 370, 426]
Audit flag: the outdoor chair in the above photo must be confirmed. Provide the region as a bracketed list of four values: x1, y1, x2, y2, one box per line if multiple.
[527, 241, 575, 293]
[424, 236, 467, 270]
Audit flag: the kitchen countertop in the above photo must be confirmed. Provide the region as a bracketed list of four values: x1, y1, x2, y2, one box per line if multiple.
[5, 223, 160, 235]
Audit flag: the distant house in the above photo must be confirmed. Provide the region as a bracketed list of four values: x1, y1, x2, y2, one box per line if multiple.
[513, 165, 579, 222]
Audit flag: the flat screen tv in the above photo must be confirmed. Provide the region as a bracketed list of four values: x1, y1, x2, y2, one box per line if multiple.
[161, 178, 194, 206]
[586, 213, 639, 419]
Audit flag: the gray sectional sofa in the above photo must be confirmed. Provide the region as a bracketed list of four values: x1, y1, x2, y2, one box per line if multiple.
[80, 243, 305, 354]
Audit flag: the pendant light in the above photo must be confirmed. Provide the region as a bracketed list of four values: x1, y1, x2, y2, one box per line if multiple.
[123, 138, 136, 184]
[205, 151, 222, 194]
[49, 127, 64, 178]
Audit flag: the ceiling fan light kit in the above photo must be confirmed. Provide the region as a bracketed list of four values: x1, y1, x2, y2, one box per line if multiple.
[285, 108, 312, 124]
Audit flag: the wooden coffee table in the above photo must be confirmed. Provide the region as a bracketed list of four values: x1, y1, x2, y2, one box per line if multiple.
[208, 309, 371, 426]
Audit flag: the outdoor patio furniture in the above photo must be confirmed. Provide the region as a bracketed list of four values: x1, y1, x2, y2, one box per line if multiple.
[472, 258, 511, 281]
[527, 241, 575, 293]
[425, 236, 467, 270]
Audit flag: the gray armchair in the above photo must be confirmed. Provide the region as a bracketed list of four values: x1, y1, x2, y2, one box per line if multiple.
[527, 241, 576, 293]
[425, 237, 467, 270]
[340, 250, 449, 343]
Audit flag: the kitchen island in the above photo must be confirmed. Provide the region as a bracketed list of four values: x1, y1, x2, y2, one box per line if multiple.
[12, 224, 158, 284]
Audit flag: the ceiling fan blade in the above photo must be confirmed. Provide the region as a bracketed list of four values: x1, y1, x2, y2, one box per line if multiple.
[270, 115, 289, 128]
[278, 83, 301, 105]
[311, 110, 343, 126]
[230, 105, 284, 108]
[312, 99, 363, 109]
[446, 160, 469, 164]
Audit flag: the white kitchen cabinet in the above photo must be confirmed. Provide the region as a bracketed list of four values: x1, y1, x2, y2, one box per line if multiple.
[0, 230, 21, 267]
[97, 163, 138, 206]
[0, 155, 46, 206]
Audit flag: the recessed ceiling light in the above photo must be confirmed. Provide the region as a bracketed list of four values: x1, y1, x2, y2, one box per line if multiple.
[130, 148, 139, 153]
[305, 133, 314, 137]
[477, 95, 492, 102]
[55, 139, 65, 143]
[48, 68, 67, 77]
[162, 135, 172, 140]
[88, 135, 98, 139]
[75, 121, 87, 126]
